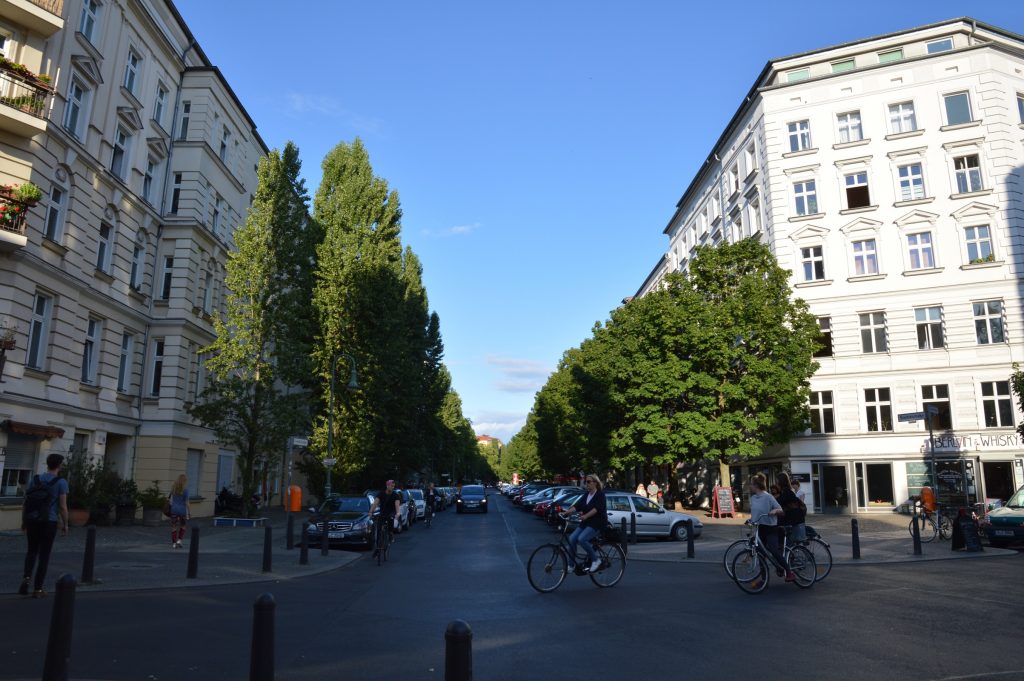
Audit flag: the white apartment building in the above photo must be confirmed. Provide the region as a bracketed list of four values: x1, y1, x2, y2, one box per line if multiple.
[0, 0, 266, 528]
[637, 18, 1024, 514]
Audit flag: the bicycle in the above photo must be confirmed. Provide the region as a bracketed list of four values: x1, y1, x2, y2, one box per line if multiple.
[527, 514, 626, 593]
[730, 515, 816, 594]
[424, 502, 434, 527]
[372, 513, 394, 566]
[908, 501, 952, 543]
[723, 524, 831, 583]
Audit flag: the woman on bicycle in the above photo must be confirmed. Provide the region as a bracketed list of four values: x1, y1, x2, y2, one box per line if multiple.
[776, 472, 806, 543]
[567, 475, 607, 574]
[749, 474, 796, 583]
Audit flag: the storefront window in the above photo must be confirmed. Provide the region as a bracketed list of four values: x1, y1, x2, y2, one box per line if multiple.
[906, 462, 932, 498]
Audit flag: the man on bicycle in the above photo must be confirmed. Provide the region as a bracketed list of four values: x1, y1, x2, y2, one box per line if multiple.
[368, 480, 402, 556]
[424, 482, 438, 516]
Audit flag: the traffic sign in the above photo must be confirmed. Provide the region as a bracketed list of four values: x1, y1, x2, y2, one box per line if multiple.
[323, 458, 337, 467]
[289, 436, 309, 448]
[898, 411, 926, 423]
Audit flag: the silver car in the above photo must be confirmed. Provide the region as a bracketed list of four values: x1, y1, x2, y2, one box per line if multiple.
[604, 493, 703, 541]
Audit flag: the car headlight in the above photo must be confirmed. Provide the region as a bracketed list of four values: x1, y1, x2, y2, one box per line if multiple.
[482, 498, 488, 503]
[353, 518, 370, 530]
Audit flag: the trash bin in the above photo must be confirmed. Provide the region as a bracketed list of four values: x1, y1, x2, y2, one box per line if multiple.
[288, 485, 302, 513]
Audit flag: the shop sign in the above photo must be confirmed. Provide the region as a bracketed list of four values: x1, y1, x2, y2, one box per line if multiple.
[925, 433, 1024, 452]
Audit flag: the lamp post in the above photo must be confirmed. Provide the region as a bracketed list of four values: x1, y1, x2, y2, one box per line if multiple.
[325, 352, 359, 499]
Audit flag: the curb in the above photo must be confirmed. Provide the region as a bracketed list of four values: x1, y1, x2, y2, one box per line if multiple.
[627, 547, 1018, 566]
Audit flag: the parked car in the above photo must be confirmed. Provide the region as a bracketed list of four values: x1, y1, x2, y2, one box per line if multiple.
[985, 485, 1024, 547]
[528, 486, 578, 513]
[409, 489, 426, 519]
[306, 494, 375, 549]
[399, 489, 417, 527]
[604, 493, 703, 541]
[545, 491, 584, 525]
[456, 484, 488, 513]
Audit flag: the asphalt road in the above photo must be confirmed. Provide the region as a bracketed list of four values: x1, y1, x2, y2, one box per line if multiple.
[3, 490, 1024, 681]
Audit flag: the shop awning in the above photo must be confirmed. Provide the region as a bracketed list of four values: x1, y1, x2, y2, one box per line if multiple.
[2, 420, 65, 439]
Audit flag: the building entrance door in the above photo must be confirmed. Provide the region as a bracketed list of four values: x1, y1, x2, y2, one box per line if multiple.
[819, 464, 849, 513]
[982, 461, 1014, 503]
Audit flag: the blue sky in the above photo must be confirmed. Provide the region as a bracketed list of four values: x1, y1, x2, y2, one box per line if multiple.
[176, 1, 1023, 442]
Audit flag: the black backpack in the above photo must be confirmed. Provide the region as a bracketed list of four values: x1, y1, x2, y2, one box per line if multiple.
[22, 476, 58, 522]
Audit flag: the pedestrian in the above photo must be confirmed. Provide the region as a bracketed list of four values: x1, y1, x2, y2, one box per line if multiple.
[169, 474, 191, 549]
[635, 482, 647, 498]
[20, 453, 69, 598]
[792, 478, 806, 505]
[770, 483, 782, 500]
[777, 472, 806, 543]
[748, 474, 796, 583]
[646, 480, 659, 500]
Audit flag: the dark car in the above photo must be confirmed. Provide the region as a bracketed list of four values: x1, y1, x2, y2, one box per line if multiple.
[306, 494, 374, 549]
[457, 484, 488, 514]
[985, 484, 1024, 547]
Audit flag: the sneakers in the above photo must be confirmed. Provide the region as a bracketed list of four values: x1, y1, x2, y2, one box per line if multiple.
[32, 590, 47, 599]
[17, 578, 29, 596]
[588, 561, 603, 574]
[172, 541, 183, 549]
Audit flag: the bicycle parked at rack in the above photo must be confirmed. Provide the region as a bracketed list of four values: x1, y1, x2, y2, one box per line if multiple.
[730, 515, 817, 594]
[527, 514, 626, 593]
[724, 523, 832, 582]
[909, 500, 952, 543]
[372, 513, 394, 566]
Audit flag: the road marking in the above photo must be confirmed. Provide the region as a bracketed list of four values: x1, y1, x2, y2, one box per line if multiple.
[927, 671, 1024, 681]
[497, 496, 526, 570]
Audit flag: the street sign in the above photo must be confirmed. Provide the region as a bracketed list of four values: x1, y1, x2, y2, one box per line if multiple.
[925, 405, 940, 416]
[323, 458, 337, 467]
[289, 436, 308, 448]
[898, 411, 926, 423]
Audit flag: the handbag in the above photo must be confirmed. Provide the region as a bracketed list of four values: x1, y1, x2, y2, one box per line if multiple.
[162, 498, 171, 517]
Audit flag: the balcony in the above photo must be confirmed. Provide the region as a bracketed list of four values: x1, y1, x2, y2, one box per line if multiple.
[0, 0, 64, 37]
[0, 194, 30, 251]
[0, 63, 51, 137]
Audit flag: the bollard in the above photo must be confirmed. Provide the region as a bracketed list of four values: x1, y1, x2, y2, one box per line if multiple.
[629, 513, 637, 544]
[320, 516, 329, 557]
[80, 526, 96, 584]
[299, 522, 309, 566]
[262, 526, 273, 573]
[851, 518, 861, 560]
[286, 514, 294, 551]
[685, 519, 695, 559]
[618, 517, 628, 556]
[444, 620, 473, 681]
[249, 593, 275, 681]
[911, 512, 922, 556]
[41, 574, 76, 681]
[186, 526, 200, 579]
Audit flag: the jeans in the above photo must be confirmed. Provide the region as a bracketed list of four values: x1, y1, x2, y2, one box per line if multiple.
[758, 525, 788, 572]
[568, 526, 598, 567]
[23, 520, 58, 591]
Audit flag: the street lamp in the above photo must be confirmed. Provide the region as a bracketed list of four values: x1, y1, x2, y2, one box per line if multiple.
[325, 352, 359, 500]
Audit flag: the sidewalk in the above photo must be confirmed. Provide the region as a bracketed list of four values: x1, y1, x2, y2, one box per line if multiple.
[626, 510, 1019, 564]
[0, 509, 360, 594]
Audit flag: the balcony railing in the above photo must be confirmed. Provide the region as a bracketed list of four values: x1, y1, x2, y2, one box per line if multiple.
[26, 0, 63, 16]
[0, 67, 50, 119]
[0, 194, 29, 238]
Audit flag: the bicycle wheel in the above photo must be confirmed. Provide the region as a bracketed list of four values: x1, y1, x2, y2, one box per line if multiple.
[383, 526, 392, 562]
[938, 514, 953, 540]
[787, 545, 816, 589]
[731, 550, 769, 594]
[910, 516, 937, 543]
[589, 543, 626, 588]
[806, 538, 832, 582]
[723, 539, 750, 579]
[527, 544, 568, 593]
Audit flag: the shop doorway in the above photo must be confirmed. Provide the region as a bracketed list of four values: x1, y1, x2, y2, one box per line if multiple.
[982, 461, 1014, 503]
[818, 464, 849, 513]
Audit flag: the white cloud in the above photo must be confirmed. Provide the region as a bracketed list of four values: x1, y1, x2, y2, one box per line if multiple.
[471, 412, 527, 442]
[486, 356, 551, 394]
[284, 92, 382, 134]
[421, 222, 480, 238]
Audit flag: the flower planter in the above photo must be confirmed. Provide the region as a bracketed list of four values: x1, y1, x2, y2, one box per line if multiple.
[142, 507, 164, 527]
[1, 339, 14, 350]
[115, 505, 137, 526]
[68, 508, 90, 527]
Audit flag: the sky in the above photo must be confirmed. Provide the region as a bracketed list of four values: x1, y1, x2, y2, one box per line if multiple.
[175, 0, 1023, 442]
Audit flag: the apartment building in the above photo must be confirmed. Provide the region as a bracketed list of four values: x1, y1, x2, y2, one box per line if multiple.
[0, 0, 266, 529]
[637, 18, 1024, 514]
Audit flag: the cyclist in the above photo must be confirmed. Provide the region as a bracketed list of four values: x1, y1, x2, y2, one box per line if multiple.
[776, 472, 806, 543]
[748, 474, 796, 583]
[368, 480, 402, 556]
[424, 482, 438, 520]
[566, 474, 607, 575]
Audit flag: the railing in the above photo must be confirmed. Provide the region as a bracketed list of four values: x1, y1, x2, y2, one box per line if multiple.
[0, 67, 50, 120]
[26, 0, 63, 16]
[0, 194, 29, 237]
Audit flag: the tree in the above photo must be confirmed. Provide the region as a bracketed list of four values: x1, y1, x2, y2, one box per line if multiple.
[189, 144, 312, 516]
[504, 414, 545, 480]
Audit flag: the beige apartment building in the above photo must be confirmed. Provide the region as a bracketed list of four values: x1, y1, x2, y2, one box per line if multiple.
[0, 0, 266, 529]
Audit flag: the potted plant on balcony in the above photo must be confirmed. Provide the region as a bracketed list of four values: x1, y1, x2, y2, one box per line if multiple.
[63, 450, 96, 527]
[139, 481, 167, 527]
[114, 478, 139, 526]
[13, 182, 42, 206]
[0, 320, 15, 351]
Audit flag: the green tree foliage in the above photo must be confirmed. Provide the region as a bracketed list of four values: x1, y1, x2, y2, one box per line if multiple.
[503, 414, 545, 480]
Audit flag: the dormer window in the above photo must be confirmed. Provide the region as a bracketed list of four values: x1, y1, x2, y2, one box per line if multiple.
[927, 38, 954, 54]
[831, 58, 855, 74]
[878, 48, 904, 64]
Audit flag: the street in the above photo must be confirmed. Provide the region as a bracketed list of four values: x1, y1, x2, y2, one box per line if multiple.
[3, 490, 1024, 681]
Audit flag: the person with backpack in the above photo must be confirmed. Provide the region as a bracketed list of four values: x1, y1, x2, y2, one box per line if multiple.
[20, 453, 69, 598]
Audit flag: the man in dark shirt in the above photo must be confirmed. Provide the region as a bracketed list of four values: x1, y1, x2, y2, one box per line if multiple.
[776, 472, 806, 542]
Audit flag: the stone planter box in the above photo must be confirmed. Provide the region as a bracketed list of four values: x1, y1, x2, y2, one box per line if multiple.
[213, 516, 267, 528]
[142, 507, 164, 527]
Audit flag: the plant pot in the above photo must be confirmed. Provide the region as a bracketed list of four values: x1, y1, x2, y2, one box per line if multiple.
[115, 505, 137, 526]
[68, 508, 90, 527]
[142, 507, 164, 527]
[1, 339, 14, 350]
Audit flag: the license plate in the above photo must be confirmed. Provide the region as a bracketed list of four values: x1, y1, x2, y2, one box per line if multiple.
[328, 532, 345, 539]
[993, 529, 1015, 537]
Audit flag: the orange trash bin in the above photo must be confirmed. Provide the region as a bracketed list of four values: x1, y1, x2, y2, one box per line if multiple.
[288, 485, 302, 512]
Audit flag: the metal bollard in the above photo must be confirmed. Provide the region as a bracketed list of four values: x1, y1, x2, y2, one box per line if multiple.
[685, 519, 695, 559]
[851, 518, 861, 560]
[911, 513, 922, 556]
[249, 593, 275, 681]
[186, 526, 200, 579]
[619, 517, 628, 556]
[299, 523, 309, 566]
[41, 574, 76, 681]
[444, 620, 473, 681]
[286, 514, 294, 551]
[262, 526, 273, 573]
[629, 513, 637, 544]
[80, 526, 96, 584]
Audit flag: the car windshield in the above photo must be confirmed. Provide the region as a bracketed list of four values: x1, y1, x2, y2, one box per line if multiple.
[1007, 486, 1024, 508]
[463, 485, 484, 495]
[321, 497, 369, 513]
[409, 490, 423, 500]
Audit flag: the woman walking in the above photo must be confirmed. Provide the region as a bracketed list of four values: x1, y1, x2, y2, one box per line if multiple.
[169, 475, 191, 549]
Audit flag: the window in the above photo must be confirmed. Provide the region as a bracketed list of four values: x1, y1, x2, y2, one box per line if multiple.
[953, 154, 983, 193]
[202, 271, 213, 313]
[831, 59, 855, 73]
[143, 158, 156, 204]
[186, 449, 203, 494]
[744, 143, 757, 175]
[888, 101, 917, 134]
[178, 101, 191, 141]
[906, 232, 934, 270]
[860, 312, 887, 353]
[814, 317, 833, 358]
[943, 92, 973, 126]
[836, 111, 863, 143]
[1017, 93, 1024, 123]
[123, 49, 141, 94]
[897, 163, 925, 201]
[745, 197, 762, 236]
[787, 120, 812, 152]
[921, 385, 952, 430]
[80, 318, 100, 384]
[793, 180, 818, 215]
[728, 165, 740, 195]
[878, 48, 903, 64]
[864, 388, 893, 432]
[607, 496, 632, 512]
[710, 193, 720, 220]
[974, 301, 1005, 345]
[906, 462, 932, 498]
[786, 68, 810, 83]
[964, 225, 993, 264]
[219, 127, 231, 163]
[809, 391, 835, 434]
[26, 293, 52, 370]
[129, 244, 144, 290]
[852, 239, 878, 276]
[43, 186, 66, 242]
[801, 245, 825, 282]
[927, 38, 954, 53]
[194, 354, 206, 400]
[63, 78, 88, 138]
[170, 172, 183, 214]
[915, 306, 944, 350]
[110, 126, 130, 179]
[844, 172, 871, 209]
[159, 256, 174, 300]
[149, 339, 164, 396]
[117, 333, 133, 392]
[211, 195, 222, 232]
[981, 381, 1014, 428]
[79, 0, 101, 43]
[95, 223, 113, 273]
[857, 462, 895, 507]
[632, 496, 661, 514]
[153, 86, 168, 127]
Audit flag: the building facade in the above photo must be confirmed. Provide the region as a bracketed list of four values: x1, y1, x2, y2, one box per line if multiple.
[0, 0, 266, 529]
[638, 18, 1024, 514]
